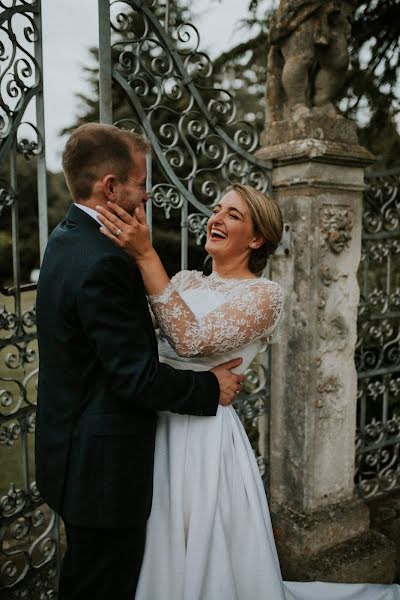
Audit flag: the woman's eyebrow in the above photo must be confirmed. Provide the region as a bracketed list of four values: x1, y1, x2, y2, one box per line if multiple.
[227, 206, 244, 217]
[213, 204, 245, 217]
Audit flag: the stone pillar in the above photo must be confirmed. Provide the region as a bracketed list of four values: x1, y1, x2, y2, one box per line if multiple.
[258, 124, 397, 582]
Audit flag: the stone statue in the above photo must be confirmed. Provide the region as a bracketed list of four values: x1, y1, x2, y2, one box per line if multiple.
[265, 0, 356, 126]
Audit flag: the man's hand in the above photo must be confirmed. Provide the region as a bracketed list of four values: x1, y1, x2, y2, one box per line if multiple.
[211, 358, 246, 406]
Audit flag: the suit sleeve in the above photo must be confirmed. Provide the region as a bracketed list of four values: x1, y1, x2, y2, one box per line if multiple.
[77, 255, 219, 416]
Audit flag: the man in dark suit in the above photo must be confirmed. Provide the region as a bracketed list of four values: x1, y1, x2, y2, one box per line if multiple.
[35, 123, 244, 600]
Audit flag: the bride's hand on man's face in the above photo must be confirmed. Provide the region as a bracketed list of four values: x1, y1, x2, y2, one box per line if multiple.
[96, 202, 153, 261]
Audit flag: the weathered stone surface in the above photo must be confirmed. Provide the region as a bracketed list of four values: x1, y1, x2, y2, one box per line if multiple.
[261, 137, 395, 581]
[280, 530, 397, 583]
[266, 0, 356, 127]
[257, 137, 373, 169]
[262, 110, 359, 147]
[272, 499, 370, 555]
[258, 12, 397, 569]
[266, 141, 366, 513]
[368, 491, 400, 580]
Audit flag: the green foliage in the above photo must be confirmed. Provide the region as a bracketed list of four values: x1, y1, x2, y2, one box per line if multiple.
[342, 0, 400, 167]
[0, 158, 70, 283]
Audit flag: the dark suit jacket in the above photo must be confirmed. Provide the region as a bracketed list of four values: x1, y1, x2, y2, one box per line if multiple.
[35, 204, 219, 528]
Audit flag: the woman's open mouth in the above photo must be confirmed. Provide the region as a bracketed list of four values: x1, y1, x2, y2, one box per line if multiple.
[210, 228, 227, 241]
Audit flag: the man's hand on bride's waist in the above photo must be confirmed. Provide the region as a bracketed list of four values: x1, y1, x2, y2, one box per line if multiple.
[211, 358, 245, 406]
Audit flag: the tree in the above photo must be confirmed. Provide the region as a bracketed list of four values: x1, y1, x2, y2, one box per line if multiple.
[343, 0, 400, 166]
[0, 160, 69, 283]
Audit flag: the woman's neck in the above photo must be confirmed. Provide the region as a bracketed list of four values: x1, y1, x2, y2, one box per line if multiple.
[211, 258, 255, 280]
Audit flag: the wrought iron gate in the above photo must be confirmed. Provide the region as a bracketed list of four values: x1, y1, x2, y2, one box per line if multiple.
[0, 0, 59, 598]
[355, 168, 400, 499]
[0, 0, 274, 596]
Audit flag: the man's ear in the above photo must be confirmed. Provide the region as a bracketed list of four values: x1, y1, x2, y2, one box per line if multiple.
[102, 174, 118, 201]
[250, 236, 265, 250]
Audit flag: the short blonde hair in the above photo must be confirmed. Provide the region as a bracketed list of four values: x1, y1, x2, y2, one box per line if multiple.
[228, 183, 283, 275]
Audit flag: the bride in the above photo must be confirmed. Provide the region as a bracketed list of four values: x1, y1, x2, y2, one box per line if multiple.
[96, 183, 399, 600]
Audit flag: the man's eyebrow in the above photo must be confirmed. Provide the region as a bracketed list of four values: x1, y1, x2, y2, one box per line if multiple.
[214, 204, 245, 218]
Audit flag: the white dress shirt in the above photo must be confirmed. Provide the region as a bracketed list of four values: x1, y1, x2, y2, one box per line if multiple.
[74, 202, 102, 226]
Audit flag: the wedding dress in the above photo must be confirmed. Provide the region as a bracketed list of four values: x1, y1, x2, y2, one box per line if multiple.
[135, 270, 400, 600]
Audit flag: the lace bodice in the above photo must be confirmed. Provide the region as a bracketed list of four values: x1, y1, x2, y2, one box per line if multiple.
[149, 270, 283, 366]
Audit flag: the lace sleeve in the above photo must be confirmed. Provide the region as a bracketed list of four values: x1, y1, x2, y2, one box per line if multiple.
[148, 278, 283, 357]
[147, 303, 158, 329]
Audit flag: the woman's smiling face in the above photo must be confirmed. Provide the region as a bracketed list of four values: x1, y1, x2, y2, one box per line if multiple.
[205, 190, 263, 260]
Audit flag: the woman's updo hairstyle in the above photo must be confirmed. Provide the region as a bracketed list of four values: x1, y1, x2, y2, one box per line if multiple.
[228, 183, 283, 275]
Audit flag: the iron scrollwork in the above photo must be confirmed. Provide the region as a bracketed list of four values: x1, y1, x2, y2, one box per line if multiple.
[355, 169, 400, 498]
[234, 355, 271, 480]
[109, 0, 271, 227]
[0, 1, 56, 597]
[0, 506, 58, 598]
[107, 1, 273, 482]
[0, 0, 44, 163]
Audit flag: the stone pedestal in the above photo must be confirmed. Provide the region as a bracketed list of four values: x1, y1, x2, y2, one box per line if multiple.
[257, 135, 397, 582]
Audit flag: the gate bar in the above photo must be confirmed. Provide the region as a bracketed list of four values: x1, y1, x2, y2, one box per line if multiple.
[98, 0, 112, 124]
[34, 0, 48, 262]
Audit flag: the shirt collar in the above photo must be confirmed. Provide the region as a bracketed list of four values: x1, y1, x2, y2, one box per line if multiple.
[74, 203, 102, 226]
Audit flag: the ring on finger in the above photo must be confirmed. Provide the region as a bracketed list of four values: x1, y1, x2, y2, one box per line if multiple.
[115, 228, 122, 238]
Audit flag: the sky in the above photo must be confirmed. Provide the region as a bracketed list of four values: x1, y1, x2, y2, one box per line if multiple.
[40, 0, 255, 172]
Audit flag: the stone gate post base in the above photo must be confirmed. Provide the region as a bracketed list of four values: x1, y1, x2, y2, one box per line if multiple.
[273, 502, 395, 582]
[257, 131, 397, 583]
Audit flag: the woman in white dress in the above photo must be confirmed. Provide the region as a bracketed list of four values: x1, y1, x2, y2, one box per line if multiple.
[97, 184, 399, 600]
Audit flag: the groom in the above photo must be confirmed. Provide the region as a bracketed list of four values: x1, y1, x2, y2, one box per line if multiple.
[35, 123, 244, 600]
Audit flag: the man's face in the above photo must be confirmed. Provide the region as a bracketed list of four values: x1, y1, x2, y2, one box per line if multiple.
[116, 152, 148, 214]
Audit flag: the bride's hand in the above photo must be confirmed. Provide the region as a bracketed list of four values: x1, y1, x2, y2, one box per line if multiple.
[96, 202, 153, 262]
